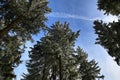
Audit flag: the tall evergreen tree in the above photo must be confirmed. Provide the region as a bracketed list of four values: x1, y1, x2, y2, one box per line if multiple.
[76, 47, 104, 80]
[93, 0, 120, 65]
[0, 0, 51, 79]
[23, 22, 103, 80]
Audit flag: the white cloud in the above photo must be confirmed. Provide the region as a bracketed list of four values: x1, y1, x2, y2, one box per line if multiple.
[103, 55, 120, 80]
[47, 12, 118, 23]
[102, 15, 118, 23]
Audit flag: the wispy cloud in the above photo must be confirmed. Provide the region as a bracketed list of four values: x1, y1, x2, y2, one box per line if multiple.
[47, 12, 118, 23]
[47, 12, 95, 21]
[104, 55, 120, 80]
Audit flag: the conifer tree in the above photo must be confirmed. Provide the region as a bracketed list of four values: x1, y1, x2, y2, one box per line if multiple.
[76, 47, 104, 80]
[0, 0, 51, 79]
[23, 22, 103, 80]
[93, 0, 120, 65]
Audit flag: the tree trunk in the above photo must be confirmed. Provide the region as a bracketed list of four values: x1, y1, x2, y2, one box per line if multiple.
[52, 65, 56, 80]
[42, 56, 47, 80]
[59, 56, 62, 80]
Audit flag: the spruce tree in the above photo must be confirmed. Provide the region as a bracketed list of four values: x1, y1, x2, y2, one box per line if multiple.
[93, 0, 120, 65]
[23, 22, 103, 80]
[0, 0, 51, 79]
[76, 47, 104, 80]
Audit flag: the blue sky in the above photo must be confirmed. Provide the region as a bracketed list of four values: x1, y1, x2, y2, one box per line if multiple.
[14, 0, 120, 80]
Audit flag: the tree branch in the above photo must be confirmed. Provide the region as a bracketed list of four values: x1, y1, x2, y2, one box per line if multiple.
[0, 17, 20, 39]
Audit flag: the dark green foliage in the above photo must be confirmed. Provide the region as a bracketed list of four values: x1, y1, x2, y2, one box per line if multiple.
[94, 0, 120, 65]
[97, 0, 120, 15]
[0, 0, 51, 39]
[77, 47, 101, 80]
[94, 20, 120, 65]
[23, 22, 103, 80]
[0, 0, 51, 79]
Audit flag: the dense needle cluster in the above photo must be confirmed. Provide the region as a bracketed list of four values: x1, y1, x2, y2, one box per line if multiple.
[0, 0, 50, 79]
[94, 0, 120, 65]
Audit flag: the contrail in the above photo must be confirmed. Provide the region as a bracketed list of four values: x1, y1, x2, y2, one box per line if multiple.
[47, 12, 118, 22]
[47, 12, 95, 21]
